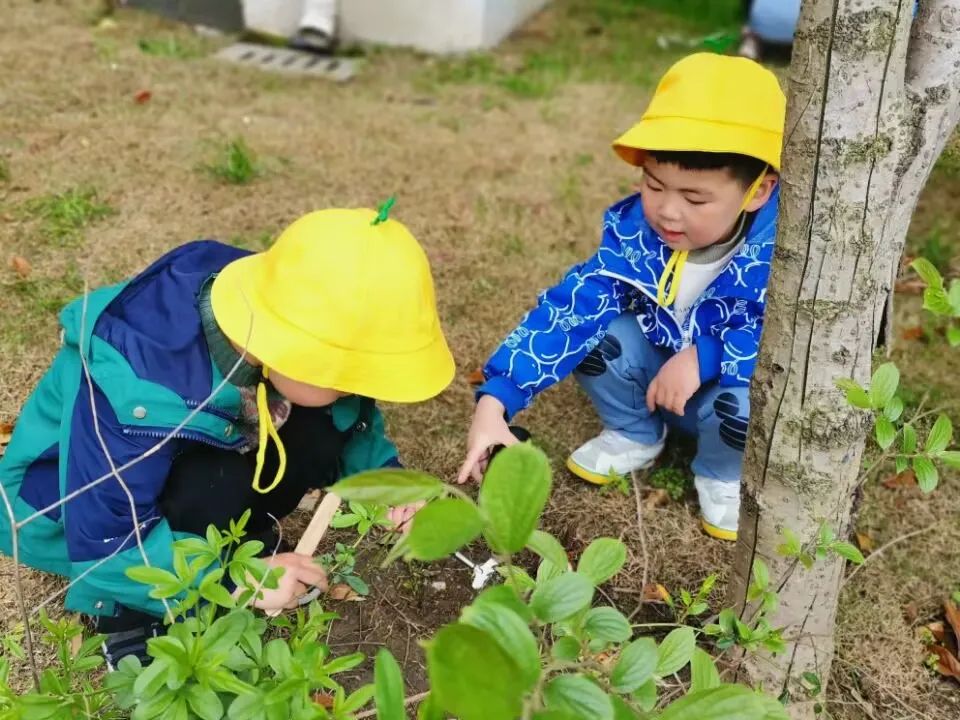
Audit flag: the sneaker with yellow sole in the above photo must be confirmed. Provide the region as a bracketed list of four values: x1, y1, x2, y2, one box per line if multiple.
[695, 475, 740, 541]
[566, 429, 665, 485]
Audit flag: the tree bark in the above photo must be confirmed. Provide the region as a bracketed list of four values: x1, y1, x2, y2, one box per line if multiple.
[726, 1, 960, 716]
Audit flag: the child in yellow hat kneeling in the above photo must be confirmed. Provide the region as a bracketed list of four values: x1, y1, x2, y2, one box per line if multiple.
[0, 201, 454, 667]
[460, 54, 786, 542]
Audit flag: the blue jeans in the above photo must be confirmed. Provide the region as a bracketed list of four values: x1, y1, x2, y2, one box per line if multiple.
[574, 314, 749, 483]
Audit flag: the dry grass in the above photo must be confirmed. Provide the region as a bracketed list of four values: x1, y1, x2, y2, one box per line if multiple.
[1, 0, 960, 715]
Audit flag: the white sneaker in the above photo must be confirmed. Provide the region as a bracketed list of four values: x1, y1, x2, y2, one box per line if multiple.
[566, 429, 665, 485]
[695, 476, 740, 541]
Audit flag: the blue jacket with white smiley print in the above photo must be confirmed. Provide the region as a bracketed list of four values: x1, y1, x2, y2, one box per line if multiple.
[477, 187, 780, 419]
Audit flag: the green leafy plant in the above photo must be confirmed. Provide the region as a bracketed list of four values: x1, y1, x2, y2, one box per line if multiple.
[104, 509, 375, 719]
[333, 444, 790, 720]
[22, 187, 114, 245]
[0, 611, 120, 719]
[648, 467, 692, 501]
[138, 36, 205, 59]
[658, 575, 716, 624]
[836, 361, 959, 492]
[203, 138, 260, 185]
[599, 468, 632, 497]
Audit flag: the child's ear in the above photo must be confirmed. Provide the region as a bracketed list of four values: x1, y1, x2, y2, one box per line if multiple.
[744, 173, 779, 212]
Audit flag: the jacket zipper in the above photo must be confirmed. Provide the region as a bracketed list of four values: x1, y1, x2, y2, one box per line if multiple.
[597, 269, 696, 347]
[185, 398, 239, 422]
[122, 427, 240, 451]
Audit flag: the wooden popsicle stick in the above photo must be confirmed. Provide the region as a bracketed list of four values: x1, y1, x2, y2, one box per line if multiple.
[294, 491, 342, 556]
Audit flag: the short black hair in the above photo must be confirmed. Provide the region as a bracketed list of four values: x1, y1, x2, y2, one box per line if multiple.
[646, 150, 769, 187]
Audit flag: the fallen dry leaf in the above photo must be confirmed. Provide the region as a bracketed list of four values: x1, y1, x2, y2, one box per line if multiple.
[901, 326, 925, 341]
[328, 584, 363, 602]
[134, 90, 152, 104]
[855, 532, 875, 553]
[312, 692, 334, 708]
[926, 621, 947, 644]
[643, 488, 671, 509]
[883, 469, 917, 489]
[8, 255, 31, 278]
[466, 368, 485, 386]
[928, 644, 960, 681]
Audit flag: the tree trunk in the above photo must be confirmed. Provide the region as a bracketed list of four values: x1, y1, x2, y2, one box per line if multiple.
[727, 1, 960, 716]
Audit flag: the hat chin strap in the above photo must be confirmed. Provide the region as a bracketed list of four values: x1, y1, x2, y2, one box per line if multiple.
[252, 367, 288, 494]
[656, 165, 769, 309]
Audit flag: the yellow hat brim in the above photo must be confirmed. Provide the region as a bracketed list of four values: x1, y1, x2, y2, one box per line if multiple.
[210, 254, 456, 403]
[613, 116, 782, 170]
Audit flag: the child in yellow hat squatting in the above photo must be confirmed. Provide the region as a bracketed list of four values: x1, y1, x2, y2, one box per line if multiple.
[0, 201, 455, 667]
[460, 54, 785, 542]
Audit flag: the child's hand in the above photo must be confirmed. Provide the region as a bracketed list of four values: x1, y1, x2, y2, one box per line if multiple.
[253, 552, 328, 612]
[458, 395, 519, 484]
[387, 501, 425, 533]
[646, 346, 701, 416]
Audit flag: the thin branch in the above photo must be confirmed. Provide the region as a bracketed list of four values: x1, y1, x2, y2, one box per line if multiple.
[355, 691, 430, 719]
[0, 482, 40, 689]
[843, 519, 946, 585]
[627, 471, 650, 622]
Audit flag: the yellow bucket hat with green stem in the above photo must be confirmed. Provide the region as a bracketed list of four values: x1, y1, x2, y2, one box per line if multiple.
[612, 53, 786, 307]
[211, 199, 456, 493]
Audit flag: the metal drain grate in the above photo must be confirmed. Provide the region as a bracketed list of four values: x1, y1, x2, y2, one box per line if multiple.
[215, 42, 356, 82]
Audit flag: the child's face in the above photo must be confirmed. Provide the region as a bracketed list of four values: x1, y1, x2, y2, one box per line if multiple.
[638, 156, 777, 252]
[269, 370, 347, 407]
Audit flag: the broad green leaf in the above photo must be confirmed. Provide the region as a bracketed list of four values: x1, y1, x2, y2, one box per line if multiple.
[902, 424, 918, 454]
[611, 695, 641, 720]
[374, 648, 405, 720]
[202, 611, 249, 661]
[776, 528, 801, 558]
[426, 623, 525, 720]
[751, 558, 769, 591]
[472, 585, 534, 623]
[479, 443, 553, 553]
[199, 572, 236, 609]
[133, 657, 171, 697]
[498, 565, 537, 593]
[126, 566, 181, 589]
[552, 635, 582, 662]
[146, 636, 189, 669]
[869, 363, 899, 408]
[406, 498, 482, 561]
[655, 627, 696, 677]
[938, 450, 960, 468]
[330, 469, 444, 506]
[416, 693, 444, 720]
[331, 513, 361, 529]
[690, 648, 721, 693]
[924, 287, 954, 316]
[951, 280, 960, 314]
[835, 379, 871, 409]
[324, 651, 365, 675]
[227, 691, 265, 720]
[913, 456, 939, 493]
[658, 685, 778, 720]
[583, 607, 632, 644]
[527, 529, 570, 570]
[264, 639, 293, 676]
[948, 325, 960, 347]
[633, 678, 658, 711]
[341, 684, 376, 714]
[925, 414, 953, 454]
[543, 674, 614, 720]
[874, 416, 896, 450]
[884, 396, 904, 422]
[610, 637, 658, 693]
[895, 455, 909, 474]
[462, 602, 540, 689]
[530, 572, 595, 623]
[578, 538, 627, 585]
[186, 684, 224, 720]
[831, 542, 865, 565]
[532, 713, 580, 720]
[912, 257, 944, 288]
[537, 558, 567, 585]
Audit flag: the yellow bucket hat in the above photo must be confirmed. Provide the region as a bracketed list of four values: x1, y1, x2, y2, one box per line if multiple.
[210, 200, 456, 405]
[613, 53, 786, 170]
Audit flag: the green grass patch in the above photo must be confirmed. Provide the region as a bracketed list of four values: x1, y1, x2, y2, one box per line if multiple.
[22, 187, 114, 246]
[138, 35, 206, 59]
[202, 138, 260, 185]
[230, 230, 274, 251]
[422, 0, 741, 99]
